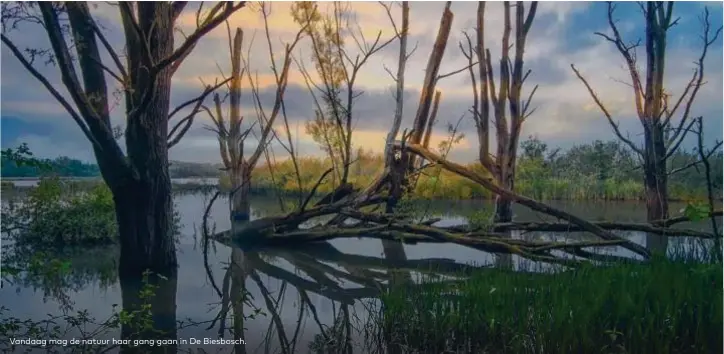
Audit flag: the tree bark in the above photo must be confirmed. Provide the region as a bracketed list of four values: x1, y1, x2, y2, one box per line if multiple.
[115, 3, 177, 277]
[494, 167, 515, 222]
[115, 180, 176, 277]
[466, 2, 538, 223]
[230, 167, 252, 222]
[572, 3, 719, 255]
[643, 126, 669, 254]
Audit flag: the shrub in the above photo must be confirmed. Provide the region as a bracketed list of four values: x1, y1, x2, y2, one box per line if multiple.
[2, 176, 117, 246]
[2, 176, 182, 247]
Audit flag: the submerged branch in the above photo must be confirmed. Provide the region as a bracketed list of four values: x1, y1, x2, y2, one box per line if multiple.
[486, 221, 719, 239]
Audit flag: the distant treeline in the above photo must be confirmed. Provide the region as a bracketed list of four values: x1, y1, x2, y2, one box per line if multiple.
[1, 156, 100, 178]
[1, 155, 221, 179]
[241, 138, 723, 201]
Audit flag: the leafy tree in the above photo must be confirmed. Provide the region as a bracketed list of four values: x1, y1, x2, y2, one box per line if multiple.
[292, 1, 349, 184]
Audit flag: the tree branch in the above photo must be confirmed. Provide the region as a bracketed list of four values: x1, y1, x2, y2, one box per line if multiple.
[571, 64, 644, 156]
[167, 78, 232, 148]
[0, 34, 95, 146]
[154, 2, 246, 74]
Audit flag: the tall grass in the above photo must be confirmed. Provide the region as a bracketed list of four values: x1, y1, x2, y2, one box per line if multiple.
[379, 257, 722, 354]
[243, 153, 716, 201]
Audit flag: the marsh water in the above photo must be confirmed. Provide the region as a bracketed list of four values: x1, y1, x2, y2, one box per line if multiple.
[0, 179, 712, 353]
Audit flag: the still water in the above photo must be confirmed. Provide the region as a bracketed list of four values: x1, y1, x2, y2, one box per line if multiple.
[0, 187, 711, 353]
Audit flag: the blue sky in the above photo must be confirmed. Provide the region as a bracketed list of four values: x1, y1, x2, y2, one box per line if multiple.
[1, 1, 722, 163]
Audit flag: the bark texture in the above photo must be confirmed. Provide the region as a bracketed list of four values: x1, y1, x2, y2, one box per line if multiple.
[117, 3, 177, 276]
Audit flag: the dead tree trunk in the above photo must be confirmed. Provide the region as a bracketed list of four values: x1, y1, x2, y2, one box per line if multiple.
[328, 2, 459, 227]
[209, 27, 254, 221]
[572, 2, 720, 254]
[229, 165, 252, 221]
[382, 1, 410, 214]
[1, 2, 243, 277]
[461, 1, 539, 222]
[208, 12, 305, 223]
[406, 2, 453, 175]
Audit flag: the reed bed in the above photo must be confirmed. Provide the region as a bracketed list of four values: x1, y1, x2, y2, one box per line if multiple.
[247, 154, 718, 202]
[378, 257, 722, 354]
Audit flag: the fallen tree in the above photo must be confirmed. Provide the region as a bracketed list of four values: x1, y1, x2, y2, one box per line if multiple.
[204, 2, 720, 270]
[208, 137, 722, 267]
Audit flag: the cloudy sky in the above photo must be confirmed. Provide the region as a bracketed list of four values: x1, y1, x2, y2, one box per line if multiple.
[1, 1, 722, 164]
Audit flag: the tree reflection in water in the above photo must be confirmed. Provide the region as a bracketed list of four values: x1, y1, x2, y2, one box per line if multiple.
[203, 232, 487, 354]
[2, 224, 489, 353]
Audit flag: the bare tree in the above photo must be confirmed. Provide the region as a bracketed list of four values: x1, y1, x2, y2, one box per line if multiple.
[376, 1, 412, 214]
[461, 1, 539, 222]
[571, 2, 720, 222]
[694, 117, 722, 261]
[206, 4, 306, 222]
[1, 2, 244, 277]
[571, 2, 720, 253]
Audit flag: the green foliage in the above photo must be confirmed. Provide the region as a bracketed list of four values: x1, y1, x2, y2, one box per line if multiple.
[1, 143, 53, 172]
[1, 144, 220, 179]
[1, 247, 119, 309]
[380, 258, 722, 353]
[292, 1, 352, 179]
[2, 178, 182, 248]
[467, 207, 495, 231]
[1, 143, 98, 178]
[394, 195, 425, 221]
[2, 176, 118, 246]
[248, 151, 384, 197]
[682, 201, 710, 222]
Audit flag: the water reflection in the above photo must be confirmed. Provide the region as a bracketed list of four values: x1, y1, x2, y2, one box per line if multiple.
[201, 238, 485, 353]
[0, 193, 714, 353]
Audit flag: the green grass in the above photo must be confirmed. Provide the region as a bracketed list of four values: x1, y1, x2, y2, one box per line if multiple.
[379, 257, 722, 354]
